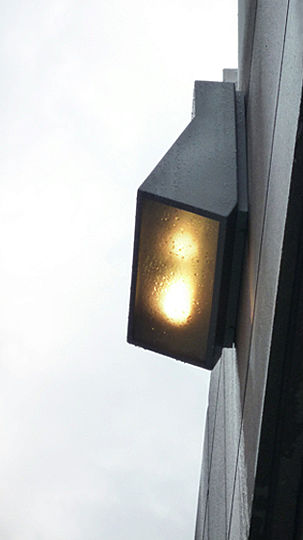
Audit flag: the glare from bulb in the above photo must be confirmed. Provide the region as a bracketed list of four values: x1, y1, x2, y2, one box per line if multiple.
[161, 278, 192, 324]
[169, 231, 197, 259]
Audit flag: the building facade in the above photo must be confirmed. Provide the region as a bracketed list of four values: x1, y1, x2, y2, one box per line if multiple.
[195, 0, 303, 538]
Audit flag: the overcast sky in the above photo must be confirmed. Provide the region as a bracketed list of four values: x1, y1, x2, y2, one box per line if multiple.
[0, 1, 237, 539]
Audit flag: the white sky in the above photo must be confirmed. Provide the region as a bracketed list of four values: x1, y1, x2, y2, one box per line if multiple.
[0, 1, 237, 538]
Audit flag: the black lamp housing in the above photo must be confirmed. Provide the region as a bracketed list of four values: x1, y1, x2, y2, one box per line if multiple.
[127, 81, 247, 370]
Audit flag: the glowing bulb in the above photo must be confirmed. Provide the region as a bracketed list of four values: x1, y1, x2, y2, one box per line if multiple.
[161, 279, 192, 324]
[169, 231, 197, 259]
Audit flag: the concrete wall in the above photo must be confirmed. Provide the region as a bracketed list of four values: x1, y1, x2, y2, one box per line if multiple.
[195, 0, 303, 538]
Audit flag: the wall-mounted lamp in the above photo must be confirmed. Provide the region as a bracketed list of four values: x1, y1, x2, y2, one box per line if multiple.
[127, 81, 247, 370]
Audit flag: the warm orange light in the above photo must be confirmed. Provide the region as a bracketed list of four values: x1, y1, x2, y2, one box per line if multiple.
[131, 198, 219, 362]
[160, 278, 192, 324]
[168, 231, 198, 260]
